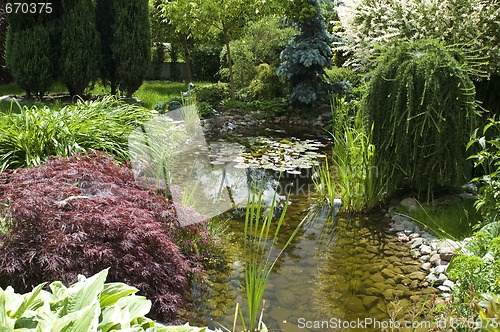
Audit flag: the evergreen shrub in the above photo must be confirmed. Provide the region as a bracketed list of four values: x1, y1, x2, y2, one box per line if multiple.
[60, 0, 101, 96]
[365, 39, 478, 199]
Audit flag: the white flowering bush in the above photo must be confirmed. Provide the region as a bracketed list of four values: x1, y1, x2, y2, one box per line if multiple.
[336, 0, 499, 76]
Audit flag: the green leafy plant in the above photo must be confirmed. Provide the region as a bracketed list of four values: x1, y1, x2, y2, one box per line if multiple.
[0, 268, 219, 331]
[0, 96, 151, 170]
[194, 83, 230, 105]
[365, 39, 480, 200]
[329, 97, 387, 212]
[448, 232, 500, 305]
[236, 186, 303, 331]
[468, 117, 500, 227]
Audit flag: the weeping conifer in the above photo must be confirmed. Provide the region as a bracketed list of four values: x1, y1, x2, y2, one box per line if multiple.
[364, 39, 480, 199]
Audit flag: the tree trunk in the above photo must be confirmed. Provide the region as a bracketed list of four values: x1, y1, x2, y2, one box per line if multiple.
[182, 36, 192, 82]
[223, 26, 235, 100]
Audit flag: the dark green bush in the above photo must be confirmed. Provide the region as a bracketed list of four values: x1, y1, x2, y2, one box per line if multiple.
[365, 39, 478, 199]
[221, 17, 295, 90]
[60, 0, 100, 97]
[5, 23, 54, 98]
[194, 82, 230, 104]
[112, 0, 151, 97]
[248, 63, 285, 100]
[191, 43, 222, 82]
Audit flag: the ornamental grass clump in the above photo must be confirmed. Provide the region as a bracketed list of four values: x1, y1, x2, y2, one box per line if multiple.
[365, 39, 481, 199]
[0, 151, 212, 323]
[0, 96, 151, 171]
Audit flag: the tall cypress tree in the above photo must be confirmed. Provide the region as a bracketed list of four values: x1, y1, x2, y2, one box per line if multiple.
[111, 0, 151, 97]
[95, 0, 151, 97]
[5, 15, 54, 98]
[5, 2, 62, 98]
[60, 0, 101, 97]
[96, 0, 117, 94]
[0, 5, 11, 83]
[277, 0, 332, 107]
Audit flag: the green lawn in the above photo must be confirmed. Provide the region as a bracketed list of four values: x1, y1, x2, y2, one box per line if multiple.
[398, 198, 481, 240]
[0, 80, 207, 112]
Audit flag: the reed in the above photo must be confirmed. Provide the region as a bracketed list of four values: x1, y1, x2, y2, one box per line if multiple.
[329, 98, 388, 212]
[237, 186, 302, 331]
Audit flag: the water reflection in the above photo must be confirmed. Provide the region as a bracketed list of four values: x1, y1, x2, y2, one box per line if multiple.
[128, 106, 323, 225]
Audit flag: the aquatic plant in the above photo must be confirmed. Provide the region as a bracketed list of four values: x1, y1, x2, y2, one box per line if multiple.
[238, 186, 303, 331]
[329, 98, 387, 212]
[311, 158, 337, 207]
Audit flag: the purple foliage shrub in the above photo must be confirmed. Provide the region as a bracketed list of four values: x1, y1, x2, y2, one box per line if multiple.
[0, 151, 213, 323]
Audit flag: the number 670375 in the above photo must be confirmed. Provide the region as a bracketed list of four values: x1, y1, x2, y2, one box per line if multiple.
[5, 3, 53, 14]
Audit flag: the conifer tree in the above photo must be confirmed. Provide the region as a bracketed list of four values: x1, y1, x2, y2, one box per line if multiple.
[111, 0, 151, 97]
[60, 0, 100, 97]
[5, 16, 54, 98]
[277, 0, 333, 107]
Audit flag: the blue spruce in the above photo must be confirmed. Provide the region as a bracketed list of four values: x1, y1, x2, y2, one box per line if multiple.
[277, 0, 333, 107]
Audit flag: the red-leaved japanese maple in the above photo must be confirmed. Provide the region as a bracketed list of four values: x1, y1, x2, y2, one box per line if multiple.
[0, 151, 213, 323]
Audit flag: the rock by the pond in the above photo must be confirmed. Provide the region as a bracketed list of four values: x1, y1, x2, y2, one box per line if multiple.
[429, 253, 441, 265]
[443, 280, 455, 289]
[381, 268, 395, 279]
[437, 285, 451, 293]
[439, 239, 461, 261]
[420, 262, 432, 271]
[420, 245, 432, 255]
[400, 197, 419, 210]
[362, 296, 379, 311]
[408, 271, 426, 280]
[410, 238, 424, 249]
[434, 264, 448, 275]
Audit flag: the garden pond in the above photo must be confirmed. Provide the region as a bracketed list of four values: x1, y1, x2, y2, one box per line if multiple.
[131, 108, 438, 331]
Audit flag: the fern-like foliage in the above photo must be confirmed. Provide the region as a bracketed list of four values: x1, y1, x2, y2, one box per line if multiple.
[364, 39, 478, 199]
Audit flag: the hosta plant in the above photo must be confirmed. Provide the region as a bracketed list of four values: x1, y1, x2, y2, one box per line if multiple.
[0, 268, 219, 331]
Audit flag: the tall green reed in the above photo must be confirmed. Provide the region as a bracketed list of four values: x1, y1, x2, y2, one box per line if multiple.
[311, 158, 337, 207]
[329, 96, 387, 212]
[237, 186, 303, 331]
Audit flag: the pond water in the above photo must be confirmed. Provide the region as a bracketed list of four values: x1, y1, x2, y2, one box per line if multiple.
[130, 108, 435, 331]
[182, 136, 436, 332]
